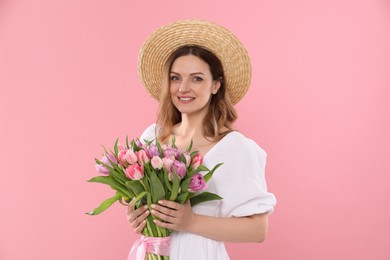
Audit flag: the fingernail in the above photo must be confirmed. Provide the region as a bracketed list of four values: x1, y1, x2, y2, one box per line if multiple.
[144, 205, 148, 210]
[150, 209, 155, 214]
[158, 200, 163, 204]
[151, 204, 156, 209]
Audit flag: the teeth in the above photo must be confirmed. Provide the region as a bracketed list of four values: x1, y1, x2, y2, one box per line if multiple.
[179, 97, 194, 101]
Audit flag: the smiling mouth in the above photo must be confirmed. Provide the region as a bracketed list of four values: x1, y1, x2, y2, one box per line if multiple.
[178, 97, 195, 103]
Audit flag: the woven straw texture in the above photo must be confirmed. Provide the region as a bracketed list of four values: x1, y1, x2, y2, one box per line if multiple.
[138, 20, 252, 105]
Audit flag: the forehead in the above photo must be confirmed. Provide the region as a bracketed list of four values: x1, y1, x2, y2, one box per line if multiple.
[171, 55, 211, 74]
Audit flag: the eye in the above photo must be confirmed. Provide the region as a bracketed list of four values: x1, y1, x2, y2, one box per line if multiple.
[193, 76, 203, 82]
[170, 75, 180, 81]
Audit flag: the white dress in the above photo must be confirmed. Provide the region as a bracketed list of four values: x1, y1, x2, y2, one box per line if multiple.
[140, 124, 277, 260]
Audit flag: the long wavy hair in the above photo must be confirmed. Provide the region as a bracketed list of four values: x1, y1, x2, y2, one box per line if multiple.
[156, 45, 237, 143]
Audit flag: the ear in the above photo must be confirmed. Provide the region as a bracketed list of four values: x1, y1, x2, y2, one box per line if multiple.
[211, 80, 221, 94]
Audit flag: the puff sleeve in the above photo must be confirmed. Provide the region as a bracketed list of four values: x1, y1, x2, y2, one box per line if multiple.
[205, 132, 276, 218]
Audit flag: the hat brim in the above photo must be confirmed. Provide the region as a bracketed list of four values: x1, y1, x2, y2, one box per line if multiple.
[138, 19, 252, 105]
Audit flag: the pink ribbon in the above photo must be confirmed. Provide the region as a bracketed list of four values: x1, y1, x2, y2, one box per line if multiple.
[128, 236, 170, 260]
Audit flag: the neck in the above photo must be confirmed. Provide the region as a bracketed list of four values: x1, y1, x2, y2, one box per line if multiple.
[175, 112, 205, 140]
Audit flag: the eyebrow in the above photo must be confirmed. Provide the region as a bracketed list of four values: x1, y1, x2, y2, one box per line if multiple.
[170, 71, 205, 76]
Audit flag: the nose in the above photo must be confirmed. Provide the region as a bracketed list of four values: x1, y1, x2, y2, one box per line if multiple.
[179, 79, 190, 93]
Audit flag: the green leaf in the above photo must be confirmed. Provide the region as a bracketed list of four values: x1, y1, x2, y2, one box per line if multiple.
[149, 170, 165, 203]
[113, 138, 119, 157]
[134, 191, 147, 205]
[156, 141, 163, 157]
[180, 176, 192, 193]
[203, 163, 223, 182]
[176, 192, 189, 204]
[169, 172, 180, 201]
[171, 135, 177, 148]
[95, 158, 127, 185]
[125, 180, 144, 196]
[190, 192, 223, 207]
[86, 193, 121, 215]
[197, 164, 209, 172]
[190, 151, 199, 157]
[163, 170, 172, 192]
[126, 135, 130, 149]
[180, 153, 187, 165]
[88, 175, 133, 199]
[101, 145, 109, 155]
[187, 139, 193, 152]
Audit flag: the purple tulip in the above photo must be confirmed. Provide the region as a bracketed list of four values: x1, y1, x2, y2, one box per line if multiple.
[164, 147, 181, 160]
[95, 154, 117, 175]
[173, 161, 187, 179]
[188, 173, 207, 192]
[135, 138, 143, 147]
[146, 144, 160, 158]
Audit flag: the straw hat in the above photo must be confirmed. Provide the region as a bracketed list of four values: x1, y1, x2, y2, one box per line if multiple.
[138, 19, 252, 105]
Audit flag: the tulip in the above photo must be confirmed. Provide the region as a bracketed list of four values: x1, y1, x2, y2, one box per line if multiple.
[164, 147, 181, 160]
[188, 173, 207, 192]
[135, 150, 150, 165]
[95, 154, 117, 175]
[146, 144, 159, 158]
[117, 143, 127, 151]
[151, 156, 163, 170]
[118, 150, 128, 166]
[191, 153, 203, 170]
[162, 156, 175, 172]
[125, 164, 144, 180]
[125, 149, 138, 164]
[173, 161, 187, 179]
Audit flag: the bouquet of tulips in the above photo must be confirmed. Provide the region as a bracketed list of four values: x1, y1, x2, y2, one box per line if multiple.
[87, 137, 222, 260]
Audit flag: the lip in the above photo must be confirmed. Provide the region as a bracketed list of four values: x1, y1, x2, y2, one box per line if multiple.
[177, 96, 195, 103]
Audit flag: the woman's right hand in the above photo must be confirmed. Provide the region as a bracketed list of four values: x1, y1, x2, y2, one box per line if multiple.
[126, 198, 150, 234]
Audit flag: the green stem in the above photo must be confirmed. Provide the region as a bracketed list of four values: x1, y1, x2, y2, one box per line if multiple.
[147, 193, 162, 237]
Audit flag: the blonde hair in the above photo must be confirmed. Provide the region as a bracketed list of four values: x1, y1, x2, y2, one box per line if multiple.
[156, 45, 237, 143]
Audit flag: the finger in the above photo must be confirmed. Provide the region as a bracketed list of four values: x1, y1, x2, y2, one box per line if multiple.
[127, 198, 136, 214]
[131, 210, 150, 229]
[158, 200, 181, 210]
[127, 204, 148, 223]
[151, 204, 177, 218]
[134, 220, 147, 234]
[150, 208, 175, 224]
[154, 219, 175, 230]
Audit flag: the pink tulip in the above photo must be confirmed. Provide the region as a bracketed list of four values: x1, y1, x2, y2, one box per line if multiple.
[162, 156, 175, 172]
[151, 156, 163, 170]
[188, 173, 207, 192]
[125, 149, 138, 164]
[118, 150, 128, 166]
[117, 143, 127, 151]
[191, 153, 203, 170]
[135, 150, 150, 165]
[125, 164, 144, 180]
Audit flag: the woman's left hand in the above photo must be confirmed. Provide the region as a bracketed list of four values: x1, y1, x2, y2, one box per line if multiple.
[150, 200, 196, 232]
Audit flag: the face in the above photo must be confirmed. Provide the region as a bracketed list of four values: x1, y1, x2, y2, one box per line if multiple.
[169, 55, 221, 116]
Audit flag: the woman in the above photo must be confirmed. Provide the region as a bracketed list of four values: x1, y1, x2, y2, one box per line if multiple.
[127, 20, 276, 259]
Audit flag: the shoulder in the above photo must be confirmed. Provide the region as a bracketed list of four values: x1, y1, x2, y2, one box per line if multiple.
[222, 131, 267, 158]
[139, 123, 160, 143]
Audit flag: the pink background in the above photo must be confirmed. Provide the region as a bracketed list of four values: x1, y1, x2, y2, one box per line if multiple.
[1, 0, 389, 259]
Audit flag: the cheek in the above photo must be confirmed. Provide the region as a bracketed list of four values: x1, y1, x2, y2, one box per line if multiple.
[170, 83, 178, 95]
